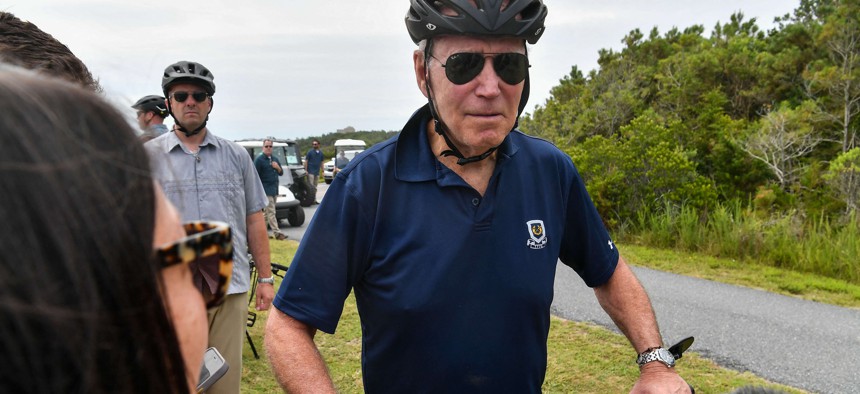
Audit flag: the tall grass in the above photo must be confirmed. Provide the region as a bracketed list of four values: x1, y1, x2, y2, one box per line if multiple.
[630, 203, 860, 285]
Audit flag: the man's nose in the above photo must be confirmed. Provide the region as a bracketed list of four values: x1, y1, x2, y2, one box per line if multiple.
[474, 58, 501, 96]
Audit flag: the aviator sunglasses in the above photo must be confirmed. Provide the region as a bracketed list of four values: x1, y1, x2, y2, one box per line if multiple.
[431, 52, 530, 85]
[170, 91, 209, 103]
[157, 221, 234, 309]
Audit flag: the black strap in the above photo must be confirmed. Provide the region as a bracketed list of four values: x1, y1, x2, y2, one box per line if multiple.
[434, 119, 499, 165]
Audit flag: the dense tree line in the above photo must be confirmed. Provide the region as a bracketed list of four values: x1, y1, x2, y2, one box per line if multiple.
[295, 130, 399, 161]
[520, 0, 859, 225]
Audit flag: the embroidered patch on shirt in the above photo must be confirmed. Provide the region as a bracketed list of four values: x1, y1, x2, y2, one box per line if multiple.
[526, 219, 547, 250]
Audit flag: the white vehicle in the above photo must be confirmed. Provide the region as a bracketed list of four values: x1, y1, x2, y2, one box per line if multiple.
[323, 139, 366, 184]
[235, 138, 307, 227]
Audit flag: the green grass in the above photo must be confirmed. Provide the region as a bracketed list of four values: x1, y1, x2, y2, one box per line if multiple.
[239, 239, 832, 393]
[622, 245, 860, 309]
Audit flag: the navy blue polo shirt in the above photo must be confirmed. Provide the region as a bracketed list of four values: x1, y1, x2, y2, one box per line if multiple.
[273, 105, 619, 393]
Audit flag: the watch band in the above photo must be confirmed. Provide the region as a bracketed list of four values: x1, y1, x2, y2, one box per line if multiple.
[257, 276, 275, 284]
[636, 347, 676, 368]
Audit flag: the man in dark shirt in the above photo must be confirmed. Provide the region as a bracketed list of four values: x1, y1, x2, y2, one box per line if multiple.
[304, 139, 323, 204]
[255, 138, 287, 240]
[266, 1, 690, 393]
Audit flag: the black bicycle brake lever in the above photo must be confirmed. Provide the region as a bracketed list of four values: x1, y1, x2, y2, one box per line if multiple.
[668, 336, 695, 360]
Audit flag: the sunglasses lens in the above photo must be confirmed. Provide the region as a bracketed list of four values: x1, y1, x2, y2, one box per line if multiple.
[172, 92, 208, 103]
[158, 221, 233, 309]
[443, 53, 528, 85]
[494, 53, 528, 85]
[195, 253, 227, 308]
[173, 92, 189, 102]
[445, 53, 485, 85]
[192, 92, 208, 102]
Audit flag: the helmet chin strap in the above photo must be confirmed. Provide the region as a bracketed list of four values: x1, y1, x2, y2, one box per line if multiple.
[166, 97, 212, 137]
[426, 99, 498, 165]
[423, 41, 528, 166]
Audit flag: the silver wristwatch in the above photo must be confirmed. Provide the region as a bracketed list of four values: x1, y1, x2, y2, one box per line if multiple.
[257, 276, 275, 285]
[636, 347, 676, 368]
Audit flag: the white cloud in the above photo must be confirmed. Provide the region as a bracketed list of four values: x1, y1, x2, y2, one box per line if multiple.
[4, 0, 797, 140]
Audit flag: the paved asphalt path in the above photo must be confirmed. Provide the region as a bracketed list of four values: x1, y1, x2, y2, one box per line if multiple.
[552, 264, 860, 393]
[275, 184, 326, 242]
[278, 184, 860, 393]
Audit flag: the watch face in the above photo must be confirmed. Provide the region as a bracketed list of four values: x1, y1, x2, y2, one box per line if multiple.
[657, 348, 676, 367]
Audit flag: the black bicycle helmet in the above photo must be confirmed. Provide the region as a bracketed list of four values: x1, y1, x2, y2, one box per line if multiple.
[406, 0, 548, 45]
[161, 61, 216, 137]
[161, 60, 216, 96]
[131, 95, 168, 117]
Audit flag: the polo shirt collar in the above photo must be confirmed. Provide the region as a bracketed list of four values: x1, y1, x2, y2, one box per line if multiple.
[394, 104, 520, 182]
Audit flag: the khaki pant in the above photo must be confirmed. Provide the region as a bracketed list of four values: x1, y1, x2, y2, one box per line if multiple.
[264, 196, 283, 237]
[205, 293, 246, 394]
[308, 173, 319, 201]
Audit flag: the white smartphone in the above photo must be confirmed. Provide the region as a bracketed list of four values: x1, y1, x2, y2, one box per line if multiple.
[196, 347, 229, 392]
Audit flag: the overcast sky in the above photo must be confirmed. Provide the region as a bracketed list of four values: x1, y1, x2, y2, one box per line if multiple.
[5, 1, 799, 141]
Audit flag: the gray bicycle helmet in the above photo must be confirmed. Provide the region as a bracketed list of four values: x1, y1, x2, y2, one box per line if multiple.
[405, 0, 548, 45]
[161, 60, 215, 96]
[131, 95, 168, 117]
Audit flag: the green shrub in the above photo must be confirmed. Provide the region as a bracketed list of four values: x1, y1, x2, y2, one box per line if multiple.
[629, 202, 860, 285]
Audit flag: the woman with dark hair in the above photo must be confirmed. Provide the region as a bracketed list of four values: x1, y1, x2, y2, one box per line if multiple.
[0, 65, 226, 393]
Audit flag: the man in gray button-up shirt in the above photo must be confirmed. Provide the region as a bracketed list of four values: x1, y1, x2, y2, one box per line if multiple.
[145, 60, 275, 394]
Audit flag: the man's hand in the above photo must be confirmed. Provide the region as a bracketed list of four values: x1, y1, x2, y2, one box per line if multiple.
[630, 363, 691, 393]
[255, 282, 274, 311]
[271, 161, 281, 170]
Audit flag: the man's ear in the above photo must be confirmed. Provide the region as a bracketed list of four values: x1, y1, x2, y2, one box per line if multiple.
[413, 50, 429, 98]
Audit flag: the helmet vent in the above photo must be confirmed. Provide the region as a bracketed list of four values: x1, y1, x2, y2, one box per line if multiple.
[430, 1, 461, 17]
[519, 1, 541, 20]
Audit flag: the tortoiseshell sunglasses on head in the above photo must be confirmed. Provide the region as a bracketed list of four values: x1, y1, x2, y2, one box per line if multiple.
[157, 221, 233, 309]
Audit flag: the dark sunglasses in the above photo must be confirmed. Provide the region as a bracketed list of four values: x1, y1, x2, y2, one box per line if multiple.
[432, 52, 530, 85]
[157, 221, 233, 309]
[263, 145, 273, 148]
[171, 91, 209, 103]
